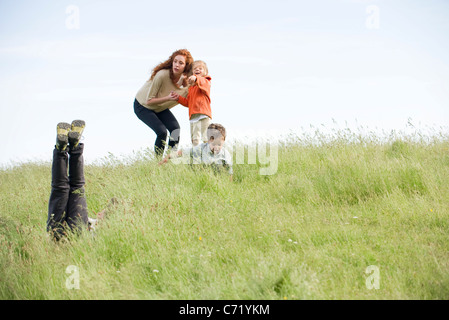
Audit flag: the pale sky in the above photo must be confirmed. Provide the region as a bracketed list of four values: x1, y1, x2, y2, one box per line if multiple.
[1, 0, 448, 167]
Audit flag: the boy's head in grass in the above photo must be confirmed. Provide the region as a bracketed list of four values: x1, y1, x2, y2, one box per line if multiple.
[192, 60, 208, 77]
[207, 123, 226, 154]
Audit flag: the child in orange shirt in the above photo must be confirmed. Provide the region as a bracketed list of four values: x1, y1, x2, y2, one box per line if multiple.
[177, 60, 212, 146]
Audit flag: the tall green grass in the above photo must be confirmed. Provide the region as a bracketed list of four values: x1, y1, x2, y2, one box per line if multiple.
[1, 127, 448, 299]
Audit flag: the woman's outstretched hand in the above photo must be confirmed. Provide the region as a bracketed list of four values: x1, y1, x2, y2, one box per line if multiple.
[168, 91, 180, 101]
[177, 74, 186, 87]
[147, 91, 179, 105]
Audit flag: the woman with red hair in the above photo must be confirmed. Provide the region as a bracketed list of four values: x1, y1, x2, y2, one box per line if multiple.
[134, 49, 194, 156]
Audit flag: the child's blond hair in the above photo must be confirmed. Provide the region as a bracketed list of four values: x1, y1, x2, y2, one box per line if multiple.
[192, 60, 208, 76]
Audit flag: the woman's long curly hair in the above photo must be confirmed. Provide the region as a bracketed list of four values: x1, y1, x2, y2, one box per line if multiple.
[150, 49, 194, 87]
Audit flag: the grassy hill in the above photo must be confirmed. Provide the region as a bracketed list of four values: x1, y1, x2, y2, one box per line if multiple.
[1, 128, 448, 299]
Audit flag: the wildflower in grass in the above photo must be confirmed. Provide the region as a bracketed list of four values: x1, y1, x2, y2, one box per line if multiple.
[199, 236, 202, 241]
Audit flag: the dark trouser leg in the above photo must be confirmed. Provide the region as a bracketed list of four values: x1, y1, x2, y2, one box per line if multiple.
[47, 147, 70, 239]
[157, 108, 180, 150]
[134, 99, 180, 156]
[66, 144, 88, 233]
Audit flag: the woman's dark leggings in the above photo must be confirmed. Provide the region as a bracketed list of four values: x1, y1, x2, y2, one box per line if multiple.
[134, 98, 180, 156]
[47, 144, 88, 240]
